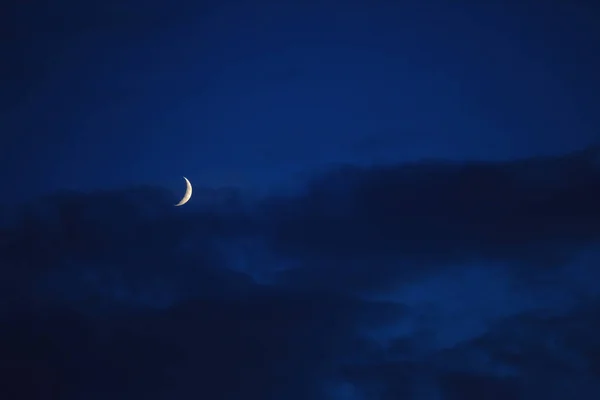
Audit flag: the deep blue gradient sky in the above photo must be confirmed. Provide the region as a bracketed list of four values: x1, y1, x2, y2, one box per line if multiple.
[2, 0, 599, 200]
[1, 1, 600, 399]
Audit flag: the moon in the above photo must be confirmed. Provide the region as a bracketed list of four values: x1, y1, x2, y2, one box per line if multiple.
[175, 177, 192, 206]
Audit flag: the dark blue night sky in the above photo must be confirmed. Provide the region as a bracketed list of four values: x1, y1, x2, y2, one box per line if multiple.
[1, 0, 600, 399]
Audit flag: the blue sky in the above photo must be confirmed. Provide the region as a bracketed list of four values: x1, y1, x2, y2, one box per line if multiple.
[1, 0, 598, 200]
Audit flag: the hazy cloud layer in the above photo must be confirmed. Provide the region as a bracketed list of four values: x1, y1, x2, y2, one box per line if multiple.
[1, 146, 599, 399]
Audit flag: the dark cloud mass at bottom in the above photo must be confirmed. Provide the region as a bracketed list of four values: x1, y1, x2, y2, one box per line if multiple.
[1, 147, 600, 399]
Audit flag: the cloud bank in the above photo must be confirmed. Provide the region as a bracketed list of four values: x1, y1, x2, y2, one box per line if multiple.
[1, 146, 600, 399]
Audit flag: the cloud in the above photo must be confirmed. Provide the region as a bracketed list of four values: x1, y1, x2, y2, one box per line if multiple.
[1, 146, 600, 398]
[267, 146, 600, 292]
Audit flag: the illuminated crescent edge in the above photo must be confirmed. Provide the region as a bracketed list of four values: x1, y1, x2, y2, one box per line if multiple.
[175, 176, 192, 206]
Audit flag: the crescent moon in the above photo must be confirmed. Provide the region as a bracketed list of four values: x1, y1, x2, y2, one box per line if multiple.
[175, 177, 192, 206]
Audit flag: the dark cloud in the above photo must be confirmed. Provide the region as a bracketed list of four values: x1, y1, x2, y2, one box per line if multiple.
[268, 146, 600, 292]
[431, 302, 600, 399]
[1, 146, 600, 398]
